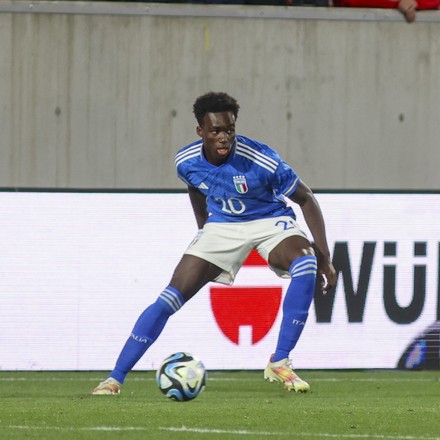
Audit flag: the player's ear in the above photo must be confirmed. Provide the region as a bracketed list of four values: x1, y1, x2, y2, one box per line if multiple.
[196, 125, 203, 137]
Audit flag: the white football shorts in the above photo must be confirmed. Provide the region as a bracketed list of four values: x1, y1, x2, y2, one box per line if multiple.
[184, 216, 309, 285]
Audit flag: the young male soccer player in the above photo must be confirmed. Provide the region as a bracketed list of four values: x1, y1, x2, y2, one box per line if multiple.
[92, 92, 337, 395]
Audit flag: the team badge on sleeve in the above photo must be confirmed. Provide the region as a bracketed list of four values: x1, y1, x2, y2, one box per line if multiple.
[233, 175, 248, 194]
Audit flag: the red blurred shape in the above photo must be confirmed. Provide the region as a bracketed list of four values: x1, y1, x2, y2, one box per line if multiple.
[210, 287, 282, 345]
[243, 249, 267, 266]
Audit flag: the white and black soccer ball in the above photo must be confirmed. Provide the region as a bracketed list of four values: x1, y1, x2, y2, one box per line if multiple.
[156, 352, 207, 401]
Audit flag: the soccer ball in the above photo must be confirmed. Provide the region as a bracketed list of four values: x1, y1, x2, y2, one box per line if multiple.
[156, 352, 207, 401]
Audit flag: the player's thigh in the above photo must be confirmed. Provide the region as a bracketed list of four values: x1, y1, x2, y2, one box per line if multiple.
[169, 254, 223, 301]
[185, 222, 250, 285]
[268, 235, 314, 272]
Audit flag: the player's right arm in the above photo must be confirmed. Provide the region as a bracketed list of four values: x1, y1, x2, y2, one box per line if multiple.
[288, 181, 336, 291]
[188, 185, 208, 229]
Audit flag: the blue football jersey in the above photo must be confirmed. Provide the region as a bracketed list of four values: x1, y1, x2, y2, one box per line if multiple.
[175, 135, 300, 223]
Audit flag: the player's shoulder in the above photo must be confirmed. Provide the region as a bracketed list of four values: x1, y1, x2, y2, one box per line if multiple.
[175, 140, 203, 169]
[235, 135, 281, 172]
[236, 135, 281, 159]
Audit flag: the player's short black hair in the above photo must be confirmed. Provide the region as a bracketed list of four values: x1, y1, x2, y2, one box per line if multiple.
[193, 92, 240, 126]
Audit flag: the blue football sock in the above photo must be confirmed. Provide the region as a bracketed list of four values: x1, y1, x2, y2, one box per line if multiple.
[109, 286, 185, 384]
[272, 255, 317, 363]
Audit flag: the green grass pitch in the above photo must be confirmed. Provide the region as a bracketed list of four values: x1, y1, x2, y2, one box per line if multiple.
[0, 370, 439, 440]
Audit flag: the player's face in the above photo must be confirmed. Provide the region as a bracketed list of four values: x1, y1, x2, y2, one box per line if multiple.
[197, 111, 236, 166]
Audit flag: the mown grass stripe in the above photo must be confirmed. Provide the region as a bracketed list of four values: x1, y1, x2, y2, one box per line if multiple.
[161, 427, 440, 440]
[4, 425, 146, 432]
[5, 425, 439, 440]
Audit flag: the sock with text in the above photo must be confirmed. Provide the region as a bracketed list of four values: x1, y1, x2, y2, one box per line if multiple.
[272, 255, 317, 363]
[109, 286, 185, 384]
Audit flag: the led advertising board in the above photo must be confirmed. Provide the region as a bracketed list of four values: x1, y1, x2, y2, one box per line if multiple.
[0, 192, 438, 370]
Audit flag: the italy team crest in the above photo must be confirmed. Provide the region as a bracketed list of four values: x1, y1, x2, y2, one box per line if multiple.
[233, 175, 248, 194]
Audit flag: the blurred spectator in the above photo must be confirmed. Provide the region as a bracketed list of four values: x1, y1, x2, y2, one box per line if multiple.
[332, 0, 440, 23]
[397, 321, 440, 370]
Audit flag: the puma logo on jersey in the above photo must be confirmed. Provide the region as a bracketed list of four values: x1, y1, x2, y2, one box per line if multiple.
[233, 175, 248, 194]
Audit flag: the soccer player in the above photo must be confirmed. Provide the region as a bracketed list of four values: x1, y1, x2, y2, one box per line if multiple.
[92, 92, 337, 395]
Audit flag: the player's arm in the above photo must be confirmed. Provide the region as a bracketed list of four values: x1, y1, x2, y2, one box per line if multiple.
[187, 185, 208, 229]
[288, 181, 337, 291]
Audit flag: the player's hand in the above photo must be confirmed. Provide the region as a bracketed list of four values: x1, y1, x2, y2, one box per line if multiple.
[318, 259, 337, 292]
[312, 243, 337, 292]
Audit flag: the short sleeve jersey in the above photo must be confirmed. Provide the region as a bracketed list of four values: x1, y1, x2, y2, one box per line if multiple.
[175, 135, 300, 223]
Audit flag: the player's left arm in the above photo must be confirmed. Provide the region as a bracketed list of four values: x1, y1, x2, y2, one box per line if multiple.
[288, 181, 337, 291]
[188, 185, 209, 230]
